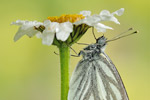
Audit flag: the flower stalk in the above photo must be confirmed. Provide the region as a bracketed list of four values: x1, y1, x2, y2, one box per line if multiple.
[59, 44, 70, 100]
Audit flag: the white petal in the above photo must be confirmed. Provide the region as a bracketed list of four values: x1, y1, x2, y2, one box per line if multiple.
[79, 10, 91, 16]
[11, 20, 26, 26]
[94, 23, 113, 33]
[43, 20, 51, 26]
[110, 17, 120, 24]
[100, 10, 111, 16]
[12, 20, 43, 41]
[73, 19, 84, 25]
[26, 28, 39, 37]
[43, 20, 59, 33]
[99, 10, 112, 22]
[112, 8, 124, 16]
[56, 22, 73, 41]
[36, 32, 42, 38]
[84, 16, 101, 26]
[49, 22, 59, 32]
[99, 9, 122, 24]
[74, 15, 100, 26]
[56, 31, 71, 41]
[14, 27, 28, 41]
[14, 26, 38, 41]
[41, 30, 55, 46]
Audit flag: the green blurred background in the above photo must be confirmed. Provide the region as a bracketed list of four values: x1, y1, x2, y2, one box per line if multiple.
[0, 0, 149, 99]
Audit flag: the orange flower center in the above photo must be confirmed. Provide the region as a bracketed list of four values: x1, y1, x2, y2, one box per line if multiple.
[47, 14, 85, 23]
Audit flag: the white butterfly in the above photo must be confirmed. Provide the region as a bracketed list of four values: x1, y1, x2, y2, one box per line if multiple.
[68, 35, 131, 100]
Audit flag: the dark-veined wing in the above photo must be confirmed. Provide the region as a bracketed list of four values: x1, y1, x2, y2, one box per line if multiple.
[68, 59, 93, 100]
[100, 52, 129, 100]
[68, 53, 129, 100]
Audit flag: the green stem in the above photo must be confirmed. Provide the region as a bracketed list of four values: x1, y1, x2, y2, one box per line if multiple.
[59, 44, 70, 100]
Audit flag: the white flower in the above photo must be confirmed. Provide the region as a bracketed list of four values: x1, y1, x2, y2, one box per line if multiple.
[11, 20, 42, 41]
[12, 8, 124, 46]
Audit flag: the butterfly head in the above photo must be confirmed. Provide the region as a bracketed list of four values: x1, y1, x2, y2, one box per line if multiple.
[96, 36, 107, 47]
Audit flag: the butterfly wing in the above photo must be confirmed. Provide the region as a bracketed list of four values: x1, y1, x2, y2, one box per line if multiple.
[92, 53, 129, 100]
[68, 54, 129, 100]
[68, 59, 93, 100]
[100, 52, 129, 100]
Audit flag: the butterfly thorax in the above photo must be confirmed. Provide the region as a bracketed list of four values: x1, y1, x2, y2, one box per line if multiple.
[79, 44, 106, 61]
[79, 36, 107, 61]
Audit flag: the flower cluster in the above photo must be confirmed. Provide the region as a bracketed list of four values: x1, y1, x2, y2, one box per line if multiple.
[12, 8, 124, 46]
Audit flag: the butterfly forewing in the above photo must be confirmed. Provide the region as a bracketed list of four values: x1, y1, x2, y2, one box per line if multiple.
[68, 54, 129, 100]
[68, 60, 91, 100]
[101, 52, 129, 100]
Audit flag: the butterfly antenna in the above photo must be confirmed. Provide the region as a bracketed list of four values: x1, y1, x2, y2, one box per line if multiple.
[107, 31, 138, 42]
[111, 28, 133, 39]
[76, 42, 89, 45]
[92, 27, 97, 40]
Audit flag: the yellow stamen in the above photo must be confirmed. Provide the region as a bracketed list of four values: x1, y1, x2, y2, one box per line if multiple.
[48, 14, 85, 23]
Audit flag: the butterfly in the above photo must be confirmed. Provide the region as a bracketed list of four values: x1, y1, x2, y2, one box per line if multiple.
[68, 29, 137, 100]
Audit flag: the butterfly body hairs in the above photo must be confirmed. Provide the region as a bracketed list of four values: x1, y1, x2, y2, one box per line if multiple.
[68, 29, 137, 100]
